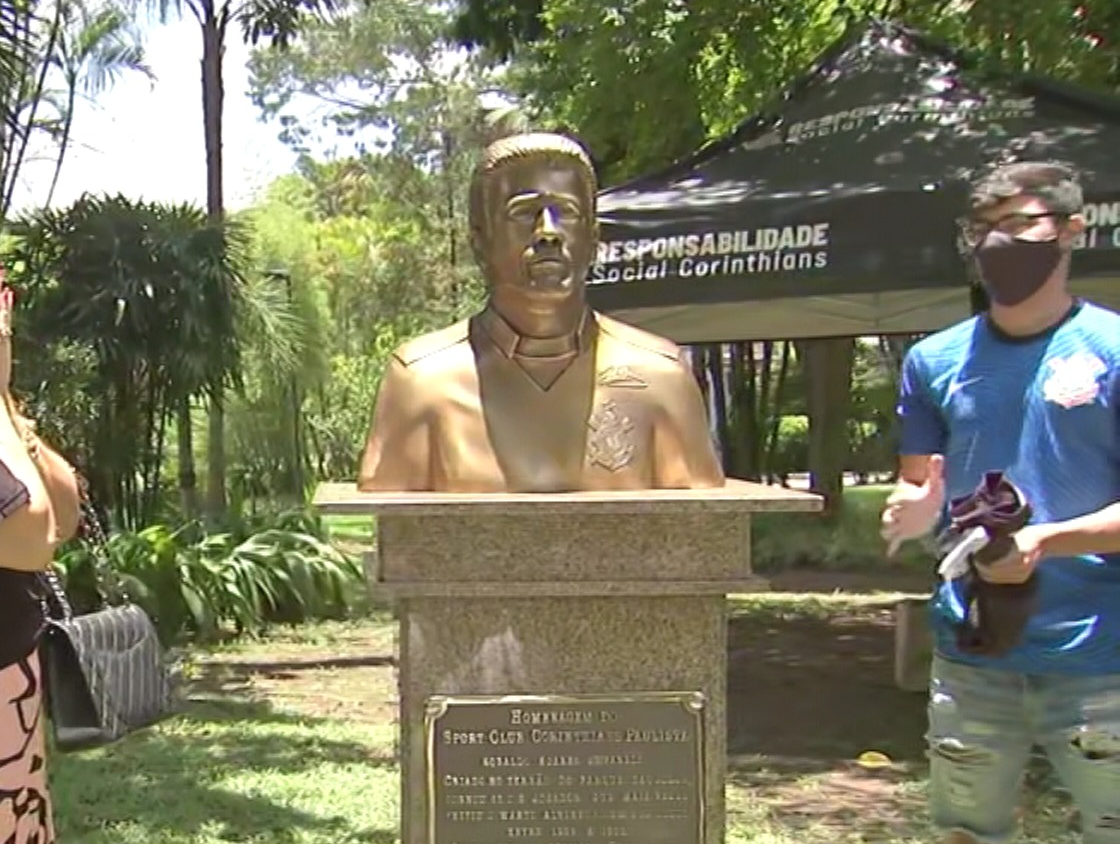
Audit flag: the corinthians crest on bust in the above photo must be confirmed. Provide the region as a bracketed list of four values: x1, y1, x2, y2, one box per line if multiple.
[586, 399, 635, 472]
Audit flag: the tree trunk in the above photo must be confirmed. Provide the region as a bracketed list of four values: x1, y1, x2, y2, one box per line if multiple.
[803, 337, 855, 517]
[177, 397, 199, 519]
[706, 346, 731, 473]
[207, 393, 226, 518]
[201, 9, 227, 519]
[762, 342, 792, 481]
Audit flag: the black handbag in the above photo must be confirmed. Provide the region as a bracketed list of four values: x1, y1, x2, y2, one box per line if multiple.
[39, 485, 177, 752]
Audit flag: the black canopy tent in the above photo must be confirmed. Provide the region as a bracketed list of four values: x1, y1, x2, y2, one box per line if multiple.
[587, 20, 1120, 344]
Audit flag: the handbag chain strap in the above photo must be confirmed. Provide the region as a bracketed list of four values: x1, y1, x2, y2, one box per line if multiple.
[76, 475, 130, 604]
[42, 473, 130, 620]
[41, 567, 73, 622]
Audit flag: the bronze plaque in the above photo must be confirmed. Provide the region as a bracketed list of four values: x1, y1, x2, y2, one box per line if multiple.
[425, 692, 705, 844]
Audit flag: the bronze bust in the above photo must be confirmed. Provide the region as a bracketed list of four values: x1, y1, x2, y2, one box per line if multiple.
[358, 132, 724, 492]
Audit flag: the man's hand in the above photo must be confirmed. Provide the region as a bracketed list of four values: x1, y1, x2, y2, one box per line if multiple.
[976, 524, 1051, 584]
[881, 454, 946, 556]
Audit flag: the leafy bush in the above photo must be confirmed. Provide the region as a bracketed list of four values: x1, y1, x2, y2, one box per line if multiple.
[767, 414, 895, 478]
[53, 510, 364, 643]
[770, 415, 809, 477]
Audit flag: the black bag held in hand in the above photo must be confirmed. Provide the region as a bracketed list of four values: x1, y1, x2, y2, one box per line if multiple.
[943, 471, 1037, 657]
[40, 483, 176, 752]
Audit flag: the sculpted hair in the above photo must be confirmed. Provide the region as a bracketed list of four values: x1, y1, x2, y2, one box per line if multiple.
[970, 161, 1084, 216]
[468, 133, 598, 263]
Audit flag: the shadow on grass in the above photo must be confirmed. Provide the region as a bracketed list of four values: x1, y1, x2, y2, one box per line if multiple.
[726, 602, 927, 764]
[50, 697, 398, 844]
[724, 601, 932, 836]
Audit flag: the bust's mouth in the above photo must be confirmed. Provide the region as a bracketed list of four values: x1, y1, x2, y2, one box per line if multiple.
[528, 257, 566, 271]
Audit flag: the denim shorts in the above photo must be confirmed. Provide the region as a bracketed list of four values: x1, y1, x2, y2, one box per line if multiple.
[927, 655, 1120, 843]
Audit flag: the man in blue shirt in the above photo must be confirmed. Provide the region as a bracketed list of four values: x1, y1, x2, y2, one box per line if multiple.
[881, 161, 1120, 844]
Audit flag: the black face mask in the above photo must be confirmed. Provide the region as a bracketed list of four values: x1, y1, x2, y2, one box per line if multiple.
[973, 231, 1064, 307]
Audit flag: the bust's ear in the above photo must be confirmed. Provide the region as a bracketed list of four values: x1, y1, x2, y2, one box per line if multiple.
[469, 221, 488, 271]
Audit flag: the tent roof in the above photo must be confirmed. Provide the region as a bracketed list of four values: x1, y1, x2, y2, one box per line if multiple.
[587, 19, 1120, 342]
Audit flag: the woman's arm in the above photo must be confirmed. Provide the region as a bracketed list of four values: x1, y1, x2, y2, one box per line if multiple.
[25, 432, 80, 542]
[0, 280, 81, 562]
[7, 401, 81, 543]
[0, 406, 59, 572]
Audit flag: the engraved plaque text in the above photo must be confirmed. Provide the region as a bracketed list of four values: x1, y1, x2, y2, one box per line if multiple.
[425, 692, 704, 844]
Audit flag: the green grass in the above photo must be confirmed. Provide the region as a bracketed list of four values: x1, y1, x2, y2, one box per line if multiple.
[48, 600, 1077, 844]
[322, 514, 375, 555]
[51, 700, 398, 844]
[752, 484, 930, 572]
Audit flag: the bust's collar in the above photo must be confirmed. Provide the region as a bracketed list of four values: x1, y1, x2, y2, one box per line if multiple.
[474, 306, 596, 359]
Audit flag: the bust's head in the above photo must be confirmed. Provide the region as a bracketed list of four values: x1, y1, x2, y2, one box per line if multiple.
[469, 132, 599, 313]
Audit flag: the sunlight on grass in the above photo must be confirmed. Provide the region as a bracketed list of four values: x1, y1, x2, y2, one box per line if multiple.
[50, 699, 399, 844]
[193, 617, 396, 660]
[48, 604, 1081, 844]
[323, 514, 375, 550]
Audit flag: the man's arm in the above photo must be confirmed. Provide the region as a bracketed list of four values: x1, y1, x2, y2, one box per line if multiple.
[1028, 365, 1120, 557]
[652, 355, 725, 489]
[357, 357, 432, 491]
[881, 349, 948, 553]
[1031, 506, 1120, 557]
[894, 349, 949, 481]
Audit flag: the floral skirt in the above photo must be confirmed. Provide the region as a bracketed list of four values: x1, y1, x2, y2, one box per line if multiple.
[0, 649, 55, 843]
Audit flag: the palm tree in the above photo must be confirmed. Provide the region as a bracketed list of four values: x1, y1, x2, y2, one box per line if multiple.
[46, 1, 154, 207]
[138, 0, 335, 519]
[0, 0, 65, 219]
[0, 0, 29, 113]
[2, 195, 296, 527]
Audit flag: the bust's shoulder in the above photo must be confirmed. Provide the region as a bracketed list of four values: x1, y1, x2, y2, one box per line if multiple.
[595, 313, 684, 365]
[392, 320, 471, 368]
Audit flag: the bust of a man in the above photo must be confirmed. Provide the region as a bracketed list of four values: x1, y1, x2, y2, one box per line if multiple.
[358, 132, 724, 493]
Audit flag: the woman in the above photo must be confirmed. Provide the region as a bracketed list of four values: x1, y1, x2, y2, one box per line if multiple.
[0, 281, 81, 844]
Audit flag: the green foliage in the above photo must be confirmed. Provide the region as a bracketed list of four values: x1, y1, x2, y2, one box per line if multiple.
[1, 0, 150, 217]
[450, 0, 1120, 184]
[766, 412, 895, 479]
[452, 0, 544, 62]
[302, 348, 392, 481]
[53, 511, 364, 643]
[230, 111, 492, 488]
[45, 1, 153, 206]
[770, 415, 809, 478]
[847, 340, 899, 476]
[3, 194, 255, 526]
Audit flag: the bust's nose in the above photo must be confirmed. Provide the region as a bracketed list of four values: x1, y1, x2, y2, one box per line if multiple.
[533, 207, 562, 245]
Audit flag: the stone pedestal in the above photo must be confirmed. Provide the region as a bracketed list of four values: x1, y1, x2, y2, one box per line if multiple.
[314, 481, 820, 844]
[894, 596, 934, 693]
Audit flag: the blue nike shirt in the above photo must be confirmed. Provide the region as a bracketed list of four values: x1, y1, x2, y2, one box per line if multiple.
[897, 300, 1120, 674]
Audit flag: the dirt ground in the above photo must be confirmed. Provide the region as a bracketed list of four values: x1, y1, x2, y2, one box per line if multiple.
[726, 570, 932, 836]
[189, 569, 1072, 841]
